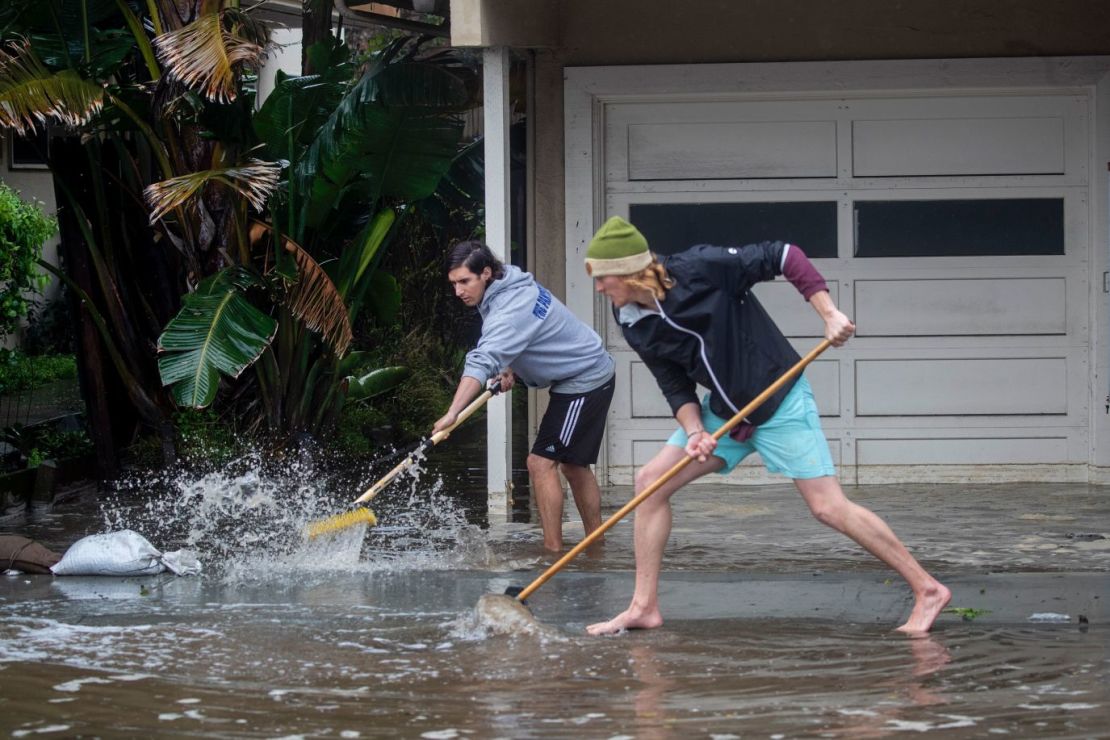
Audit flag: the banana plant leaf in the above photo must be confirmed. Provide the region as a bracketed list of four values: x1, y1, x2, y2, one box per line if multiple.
[30, 27, 135, 77]
[337, 350, 374, 376]
[295, 60, 468, 230]
[253, 74, 348, 161]
[331, 207, 395, 299]
[362, 270, 401, 327]
[345, 366, 410, 402]
[157, 268, 278, 409]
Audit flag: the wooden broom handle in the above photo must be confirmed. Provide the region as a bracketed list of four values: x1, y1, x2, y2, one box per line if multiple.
[515, 339, 832, 602]
[354, 387, 497, 504]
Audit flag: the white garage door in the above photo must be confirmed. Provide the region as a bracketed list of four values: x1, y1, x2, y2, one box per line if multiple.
[587, 91, 1091, 484]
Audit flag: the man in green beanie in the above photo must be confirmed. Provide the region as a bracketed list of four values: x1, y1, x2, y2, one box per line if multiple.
[583, 216, 950, 635]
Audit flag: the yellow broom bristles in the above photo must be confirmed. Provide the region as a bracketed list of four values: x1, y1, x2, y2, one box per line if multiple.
[305, 507, 378, 539]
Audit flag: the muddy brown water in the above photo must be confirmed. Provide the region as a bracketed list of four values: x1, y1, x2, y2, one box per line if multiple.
[1, 451, 1107, 738]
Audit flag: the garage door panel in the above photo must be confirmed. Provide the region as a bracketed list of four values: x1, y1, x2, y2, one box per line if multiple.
[854, 277, 1067, 336]
[857, 436, 1068, 465]
[802, 359, 840, 417]
[852, 117, 1065, 176]
[630, 361, 678, 418]
[855, 358, 1068, 416]
[627, 121, 837, 180]
[752, 281, 839, 337]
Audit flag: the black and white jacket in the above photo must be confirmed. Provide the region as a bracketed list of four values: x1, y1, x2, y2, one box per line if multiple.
[616, 242, 827, 427]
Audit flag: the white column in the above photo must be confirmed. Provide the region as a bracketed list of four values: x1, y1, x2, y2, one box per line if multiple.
[483, 46, 513, 501]
[256, 28, 303, 108]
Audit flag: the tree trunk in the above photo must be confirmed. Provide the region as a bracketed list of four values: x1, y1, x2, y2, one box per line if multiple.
[302, 0, 334, 74]
[50, 139, 122, 478]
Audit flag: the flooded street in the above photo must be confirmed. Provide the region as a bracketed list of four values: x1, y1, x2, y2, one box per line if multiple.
[1, 450, 1107, 737]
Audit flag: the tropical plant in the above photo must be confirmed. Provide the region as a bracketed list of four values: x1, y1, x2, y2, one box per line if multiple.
[150, 35, 474, 439]
[0, 182, 56, 337]
[1, 0, 479, 468]
[0, 0, 273, 469]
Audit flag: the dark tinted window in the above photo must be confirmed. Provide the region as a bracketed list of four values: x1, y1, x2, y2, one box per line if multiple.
[629, 202, 838, 257]
[854, 199, 1064, 257]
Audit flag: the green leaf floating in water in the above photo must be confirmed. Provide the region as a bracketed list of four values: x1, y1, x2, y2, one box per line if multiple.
[944, 607, 990, 621]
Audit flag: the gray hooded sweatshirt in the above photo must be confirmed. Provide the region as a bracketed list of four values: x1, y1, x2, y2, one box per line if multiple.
[462, 265, 614, 394]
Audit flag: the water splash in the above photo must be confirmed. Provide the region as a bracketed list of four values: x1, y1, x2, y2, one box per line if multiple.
[448, 593, 566, 642]
[98, 451, 496, 580]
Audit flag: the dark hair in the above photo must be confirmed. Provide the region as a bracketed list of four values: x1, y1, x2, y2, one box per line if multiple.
[445, 240, 505, 281]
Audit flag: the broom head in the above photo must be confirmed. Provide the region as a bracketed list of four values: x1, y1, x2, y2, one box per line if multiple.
[305, 507, 378, 539]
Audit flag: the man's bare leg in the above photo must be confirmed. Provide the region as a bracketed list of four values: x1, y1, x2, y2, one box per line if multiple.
[587, 445, 723, 635]
[794, 476, 951, 633]
[560, 462, 603, 538]
[528, 453, 565, 551]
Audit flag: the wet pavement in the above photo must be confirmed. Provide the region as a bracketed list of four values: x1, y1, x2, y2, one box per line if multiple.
[1, 461, 1107, 737]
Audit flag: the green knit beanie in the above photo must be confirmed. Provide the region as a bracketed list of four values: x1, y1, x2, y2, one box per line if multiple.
[585, 216, 652, 277]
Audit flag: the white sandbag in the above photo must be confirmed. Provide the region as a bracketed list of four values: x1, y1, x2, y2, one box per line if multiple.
[161, 550, 202, 576]
[51, 530, 166, 576]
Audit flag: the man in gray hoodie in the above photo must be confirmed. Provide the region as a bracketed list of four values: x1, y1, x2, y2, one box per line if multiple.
[433, 241, 616, 551]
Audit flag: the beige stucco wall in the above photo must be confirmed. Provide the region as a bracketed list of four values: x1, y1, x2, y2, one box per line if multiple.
[553, 0, 1110, 66]
[455, 0, 1110, 66]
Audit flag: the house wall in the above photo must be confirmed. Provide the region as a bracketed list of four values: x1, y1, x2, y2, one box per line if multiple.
[453, 0, 1110, 65]
[483, 0, 1110, 301]
[453, 0, 1110, 482]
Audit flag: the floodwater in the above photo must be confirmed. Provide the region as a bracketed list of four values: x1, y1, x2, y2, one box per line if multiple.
[2, 447, 1108, 738]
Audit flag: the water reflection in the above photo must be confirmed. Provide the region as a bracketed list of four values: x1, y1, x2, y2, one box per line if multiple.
[627, 644, 673, 740]
[829, 634, 954, 737]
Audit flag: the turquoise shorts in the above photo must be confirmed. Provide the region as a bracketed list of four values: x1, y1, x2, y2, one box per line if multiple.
[666, 376, 836, 479]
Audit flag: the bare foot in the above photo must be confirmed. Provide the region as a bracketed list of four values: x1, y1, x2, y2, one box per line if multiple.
[582, 537, 605, 559]
[896, 582, 952, 634]
[586, 607, 663, 636]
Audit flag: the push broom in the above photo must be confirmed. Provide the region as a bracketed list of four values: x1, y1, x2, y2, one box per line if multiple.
[480, 339, 832, 618]
[306, 382, 504, 538]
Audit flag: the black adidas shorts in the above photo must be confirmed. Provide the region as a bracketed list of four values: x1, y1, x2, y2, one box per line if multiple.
[531, 375, 615, 467]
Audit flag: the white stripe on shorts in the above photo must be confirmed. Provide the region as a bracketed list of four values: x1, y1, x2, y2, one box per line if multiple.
[559, 397, 585, 446]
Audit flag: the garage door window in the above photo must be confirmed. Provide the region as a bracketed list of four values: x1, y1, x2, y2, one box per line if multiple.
[630, 202, 838, 257]
[854, 198, 1065, 257]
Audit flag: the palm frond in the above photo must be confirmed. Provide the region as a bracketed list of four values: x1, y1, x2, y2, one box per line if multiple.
[152, 11, 266, 103]
[0, 39, 103, 134]
[143, 159, 281, 224]
[282, 236, 353, 358]
[157, 268, 278, 409]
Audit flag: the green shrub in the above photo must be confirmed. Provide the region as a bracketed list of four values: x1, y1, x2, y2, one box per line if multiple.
[0, 350, 77, 395]
[22, 294, 76, 355]
[0, 422, 93, 469]
[0, 183, 56, 337]
[334, 403, 392, 458]
[356, 326, 460, 442]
